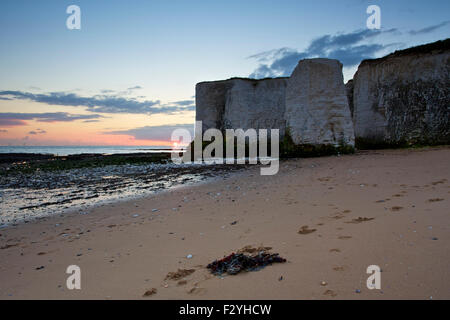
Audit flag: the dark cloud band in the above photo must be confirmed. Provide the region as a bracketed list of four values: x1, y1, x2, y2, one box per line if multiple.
[249, 28, 399, 78]
[104, 124, 194, 141]
[0, 112, 104, 126]
[0, 91, 195, 115]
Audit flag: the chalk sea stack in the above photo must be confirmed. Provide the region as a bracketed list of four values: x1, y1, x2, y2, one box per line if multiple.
[285, 58, 355, 150]
[195, 39, 450, 156]
[195, 78, 288, 136]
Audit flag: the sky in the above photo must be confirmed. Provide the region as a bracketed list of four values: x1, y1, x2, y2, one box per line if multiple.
[0, 0, 449, 146]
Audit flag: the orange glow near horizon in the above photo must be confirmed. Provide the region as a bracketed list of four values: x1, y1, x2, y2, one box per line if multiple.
[0, 100, 195, 146]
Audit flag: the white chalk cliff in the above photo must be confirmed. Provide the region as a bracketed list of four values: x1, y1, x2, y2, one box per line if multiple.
[195, 39, 449, 153]
[352, 39, 450, 146]
[285, 58, 355, 147]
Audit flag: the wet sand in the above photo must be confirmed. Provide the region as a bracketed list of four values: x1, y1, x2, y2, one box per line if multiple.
[0, 147, 449, 299]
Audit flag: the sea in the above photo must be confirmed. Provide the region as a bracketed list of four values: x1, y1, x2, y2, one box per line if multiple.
[0, 145, 176, 156]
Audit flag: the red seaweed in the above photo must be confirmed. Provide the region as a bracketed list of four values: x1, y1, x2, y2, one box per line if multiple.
[207, 250, 286, 275]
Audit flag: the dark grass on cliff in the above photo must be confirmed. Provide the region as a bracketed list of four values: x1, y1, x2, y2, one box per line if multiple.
[355, 137, 450, 150]
[360, 38, 450, 66]
[280, 130, 355, 158]
[187, 131, 355, 160]
[196, 76, 289, 87]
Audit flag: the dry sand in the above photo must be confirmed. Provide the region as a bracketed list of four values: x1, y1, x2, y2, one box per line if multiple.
[0, 147, 449, 299]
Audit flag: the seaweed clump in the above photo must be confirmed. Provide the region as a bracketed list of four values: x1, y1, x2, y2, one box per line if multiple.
[207, 248, 286, 276]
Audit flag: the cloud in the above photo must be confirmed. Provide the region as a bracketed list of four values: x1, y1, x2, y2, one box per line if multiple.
[83, 120, 101, 123]
[0, 112, 104, 126]
[249, 28, 398, 78]
[159, 99, 196, 111]
[28, 129, 46, 135]
[0, 119, 28, 127]
[409, 21, 450, 35]
[172, 100, 195, 106]
[0, 91, 161, 114]
[127, 86, 143, 90]
[104, 124, 194, 142]
[0, 91, 194, 115]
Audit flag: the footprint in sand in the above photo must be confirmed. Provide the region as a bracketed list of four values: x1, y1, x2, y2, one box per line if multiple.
[188, 287, 207, 295]
[330, 213, 344, 220]
[165, 269, 196, 281]
[143, 288, 157, 297]
[431, 179, 447, 186]
[323, 289, 337, 297]
[329, 248, 341, 253]
[390, 206, 404, 212]
[177, 280, 188, 286]
[346, 217, 374, 224]
[332, 266, 346, 272]
[0, 243, 21, 250]
[298, 226, 317, 235]
[428, 198, 444, 203]
[338, 236, 352, 240]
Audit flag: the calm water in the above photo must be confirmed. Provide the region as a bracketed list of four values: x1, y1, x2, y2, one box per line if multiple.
[0, 145, 176, 156]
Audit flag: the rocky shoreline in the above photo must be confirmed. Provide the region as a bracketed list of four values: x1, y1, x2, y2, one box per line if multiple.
[0, 152, 248, 228]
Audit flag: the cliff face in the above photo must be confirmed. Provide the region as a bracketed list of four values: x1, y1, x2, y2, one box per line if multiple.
[353, 39, 450, 147]
[196, 78, 287, 135]
[285, 58, 355, 148]
[223, 78, 287, 135]
[195, 39, 449, 153]
[195, 80, 233, 134]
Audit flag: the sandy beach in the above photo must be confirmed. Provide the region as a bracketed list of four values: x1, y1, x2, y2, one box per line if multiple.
[0, 147, 449, 300]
